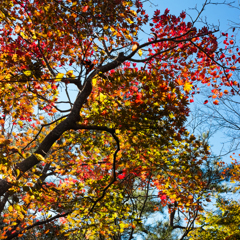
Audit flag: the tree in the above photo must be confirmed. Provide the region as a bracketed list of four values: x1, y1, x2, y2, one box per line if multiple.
[0, 0, 238, 239]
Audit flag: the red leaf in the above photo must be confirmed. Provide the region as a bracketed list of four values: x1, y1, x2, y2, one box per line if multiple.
[118, 173, 126, 180]
[204, 100, 208, 104]
[160, 194, 167, 200]
[180, 11, 186, 19]
[82, 6, 89, 12]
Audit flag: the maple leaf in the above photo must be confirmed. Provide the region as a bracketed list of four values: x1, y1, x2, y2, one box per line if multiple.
[176, 78, 184, 86]
[183, 81, 193, 92]
[0, 1, 237, 239]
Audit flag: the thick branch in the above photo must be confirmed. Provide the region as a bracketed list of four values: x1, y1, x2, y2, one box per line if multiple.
[0, 52, 126, 197]
[169, 201, 178, 227]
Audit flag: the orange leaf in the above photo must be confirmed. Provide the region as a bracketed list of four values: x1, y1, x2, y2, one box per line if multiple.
[176, 78, 184, 86]
[188, 195, 193, 199]
[132, 44, 138, 52]
[15, 25, 21, 34]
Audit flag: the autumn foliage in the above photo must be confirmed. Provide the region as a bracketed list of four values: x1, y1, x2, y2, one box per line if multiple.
[0, 0, 239, 239]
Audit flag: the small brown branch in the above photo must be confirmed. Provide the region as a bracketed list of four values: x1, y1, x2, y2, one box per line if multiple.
[126, 29, 195, 59]
[0, 192, 9, 214]
[89, 132, 120, 213]
[37, 41, 56, 77]
[30, 90, 71, 113]
[139, 174, 151, 218]
[5, 211, 71, 240]
[192, 0, 208, 25]
[190, 40, 240, 70]
[65, 84, 73, 110]
[127, 30, 218, 63]
[129, 45, 178, 63]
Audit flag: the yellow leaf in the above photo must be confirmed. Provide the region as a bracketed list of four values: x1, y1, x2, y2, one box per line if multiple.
[8, 205, 13, 212]
[183, 81, 193, 92]
[16, 169, 20, 178]
[12, 54, 18, 62]
[125, 34, 132, 41]
[14, 204, 21, 211]
[34, 153, 45, 162]
[23, 70, 32, 76]
[18, 121, 23, 127]
[99, 93, 107, 101]
[0, 11, 5, 20]
[126, 18, 134, 24]
[56, 73, 65, 81]
[130, 10, 137, 17]
[44, 5, 50, 11]
[32, 34, 37, 40]
[66, 70, 75, 77]
[20, 31, 28, 39]
[125, 101, 131, 106]
[92, 78, 97, 87]
[138, 49, 143, 56]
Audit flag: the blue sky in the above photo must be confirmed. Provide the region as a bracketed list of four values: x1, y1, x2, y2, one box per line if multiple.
[54, 1, 240, 239]
[144, 0, 239, 31]
[141, 0, 240, 160]
[135, 2, 240, 238]
[59, 0, 240, 159]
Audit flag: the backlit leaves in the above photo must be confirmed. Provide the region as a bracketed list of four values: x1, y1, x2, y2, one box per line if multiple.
[0, 0, 238, 239]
